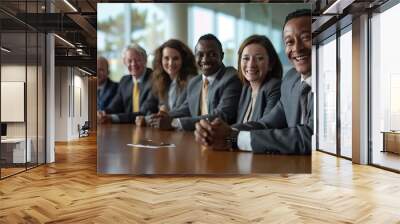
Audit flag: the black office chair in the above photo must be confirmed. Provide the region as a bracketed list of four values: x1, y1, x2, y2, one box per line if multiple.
[78, 121, 90, 138]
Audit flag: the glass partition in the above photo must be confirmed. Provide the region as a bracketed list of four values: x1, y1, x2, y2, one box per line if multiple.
[1, 31, 28, 178]
[0, 0, 46, 179]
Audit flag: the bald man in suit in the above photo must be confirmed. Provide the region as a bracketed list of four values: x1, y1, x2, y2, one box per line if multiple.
[97, 57, 118, 111]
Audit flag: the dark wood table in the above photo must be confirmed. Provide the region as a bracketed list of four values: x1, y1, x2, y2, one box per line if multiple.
[97, 124, 311, 175]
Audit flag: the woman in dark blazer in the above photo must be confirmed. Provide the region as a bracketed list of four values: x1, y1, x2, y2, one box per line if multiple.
[235, 35, 282, 124]
[136, 39, 197, 126]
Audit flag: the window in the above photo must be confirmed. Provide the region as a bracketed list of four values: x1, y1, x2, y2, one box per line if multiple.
[339, 28, 352, 158]
[370, 2, 400, 171]
[189, 6, 215, 49]
[317, 36, 337, 154]
[98, 3, 167, 81]
[188, 4, 289, 72]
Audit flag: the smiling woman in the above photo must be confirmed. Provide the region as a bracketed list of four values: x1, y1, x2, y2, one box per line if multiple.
[151, 39, 197, 113]
[236, 35, 283, 124]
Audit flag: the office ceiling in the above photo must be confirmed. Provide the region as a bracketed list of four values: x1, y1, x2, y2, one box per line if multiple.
[0, 0, 392, 75]
[0, 0, 97, 74]
[311, 0, 389, 42]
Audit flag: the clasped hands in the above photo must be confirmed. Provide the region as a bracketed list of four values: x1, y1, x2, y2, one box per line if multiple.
[136, 110, 173, 130]
[194, 118, 233, 150]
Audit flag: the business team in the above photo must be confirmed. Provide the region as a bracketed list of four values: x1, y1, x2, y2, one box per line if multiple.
[98, 9, 313, 155]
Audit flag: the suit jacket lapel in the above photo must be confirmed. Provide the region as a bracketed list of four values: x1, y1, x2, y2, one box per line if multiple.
[306, 92, 314, 123]
[238, 87, 251, 123]
[127, 76, 133, 112]
[291, 75, 302, 124]
[191, 78, 202, 115]
[252, 89, 263, 121]
[102, 81, 112, 104]
[138, 69, 150, 105]
[207, 65, 225, 111]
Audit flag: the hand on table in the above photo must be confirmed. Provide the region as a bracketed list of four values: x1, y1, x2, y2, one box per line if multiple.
[135, 116, 146, 127]
[159, 105, 169, 113]
[97, 111, 112, 124]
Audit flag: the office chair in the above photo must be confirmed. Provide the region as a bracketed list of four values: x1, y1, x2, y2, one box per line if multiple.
[79, 121, 90, 138]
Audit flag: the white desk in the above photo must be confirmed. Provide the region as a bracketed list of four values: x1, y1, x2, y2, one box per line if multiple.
[1, 138, 31, 163]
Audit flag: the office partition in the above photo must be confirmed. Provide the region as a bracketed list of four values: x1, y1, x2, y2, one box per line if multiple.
[0, 0, 47, 179]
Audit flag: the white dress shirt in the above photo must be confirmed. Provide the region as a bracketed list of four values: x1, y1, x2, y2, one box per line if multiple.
[173, 70, 219, 130]
[237, 73, 312, 152]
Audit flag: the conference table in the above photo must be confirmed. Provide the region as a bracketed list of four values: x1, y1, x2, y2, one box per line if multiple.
[97, 124, 311, 175]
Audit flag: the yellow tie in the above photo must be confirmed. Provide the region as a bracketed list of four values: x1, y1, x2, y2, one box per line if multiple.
[201, 79, 209, 115]
[132, 79, 139, 112]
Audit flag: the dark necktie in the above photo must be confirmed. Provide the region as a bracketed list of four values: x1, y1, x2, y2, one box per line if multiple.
[300, 81, 311, 124]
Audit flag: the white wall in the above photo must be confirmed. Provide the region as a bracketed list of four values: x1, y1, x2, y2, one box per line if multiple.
[54, 67, 89, 141]
[1, 63, 46, 164]
[1, 65, 40, 137]
[1, 65, 26, 140]
[54, 67, 69, 141]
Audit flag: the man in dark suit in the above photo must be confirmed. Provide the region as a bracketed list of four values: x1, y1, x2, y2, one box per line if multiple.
[98, 44, 158, 123]
[97, 56, 118, 111]
[194, 9, 313, 155]
[150, 34, 242, 131]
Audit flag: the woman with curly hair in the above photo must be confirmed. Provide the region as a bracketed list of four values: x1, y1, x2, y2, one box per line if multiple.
[136, 39, 197, 126]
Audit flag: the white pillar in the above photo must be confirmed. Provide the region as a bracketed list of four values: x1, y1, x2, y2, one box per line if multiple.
[46, 33, 55, 163]
[352, 14, 369, 164]
[124, 6, 131, 46]
[312, 45, 317, 151]
[165, 4, 188, 43]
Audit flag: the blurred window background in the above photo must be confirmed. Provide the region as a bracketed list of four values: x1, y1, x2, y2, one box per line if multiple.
[97, 3, 309, 82]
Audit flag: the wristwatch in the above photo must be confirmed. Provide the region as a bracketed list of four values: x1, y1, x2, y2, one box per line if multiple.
[225, 129, 239, 151]
[171, 118, 181, 130]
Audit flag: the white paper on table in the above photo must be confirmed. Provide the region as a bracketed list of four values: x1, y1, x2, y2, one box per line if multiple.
[127, 143, 176, 149]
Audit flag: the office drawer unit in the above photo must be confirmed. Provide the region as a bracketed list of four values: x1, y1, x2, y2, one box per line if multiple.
[0, 138, 32, 163]
[382, 131, 400, 154]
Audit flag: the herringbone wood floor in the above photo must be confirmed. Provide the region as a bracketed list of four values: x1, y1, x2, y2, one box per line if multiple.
[1, 134, 400, 223]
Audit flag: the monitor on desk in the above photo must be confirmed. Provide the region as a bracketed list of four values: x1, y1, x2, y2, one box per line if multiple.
[1, 123, 7, 139]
